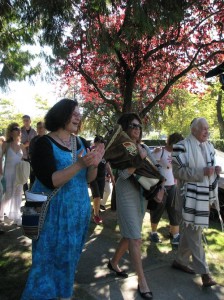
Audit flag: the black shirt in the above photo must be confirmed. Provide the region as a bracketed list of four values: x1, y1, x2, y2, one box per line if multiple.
[31, 135, 89, 189]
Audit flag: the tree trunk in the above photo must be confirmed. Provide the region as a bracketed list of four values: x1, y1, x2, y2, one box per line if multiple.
[122, 71, 135, 113]
[216, 90, 224, 139]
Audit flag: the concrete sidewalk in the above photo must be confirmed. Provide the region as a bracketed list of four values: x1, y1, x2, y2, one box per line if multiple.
[0, 206, 224, 300]
[74, 209, 224, 300]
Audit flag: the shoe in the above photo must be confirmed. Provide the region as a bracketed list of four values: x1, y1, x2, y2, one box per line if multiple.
[171, 233, 180, 245]
[150, 232, 162, 243]
[137, 285, 153, 299]
[93, 215, 103, 225]
[107, 260, 128, 278]
[172, 260, 195, 274]
[100, 205, 106, 211]
[201, 273, 217, 287]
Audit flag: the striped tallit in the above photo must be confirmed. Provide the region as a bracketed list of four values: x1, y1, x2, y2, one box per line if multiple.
[172, 134, 220, 229]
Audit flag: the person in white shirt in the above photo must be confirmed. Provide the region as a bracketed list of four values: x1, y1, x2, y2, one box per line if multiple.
[149, 133, 184, 245]
[20, 115, 37, 191]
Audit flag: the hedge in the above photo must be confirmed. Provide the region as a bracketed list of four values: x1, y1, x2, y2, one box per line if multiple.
[142, 139, 224, 152]
[211, 139, 224, 152]
[142, 139, 166, 147]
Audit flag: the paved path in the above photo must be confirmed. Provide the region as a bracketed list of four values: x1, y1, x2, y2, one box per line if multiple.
[74, 209, 224, 300]
[1, 207, 224, 300]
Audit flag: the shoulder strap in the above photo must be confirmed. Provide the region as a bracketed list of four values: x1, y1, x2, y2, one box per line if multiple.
[160, 147, 164, 159]
[41, 134, 77, 201]
[38, 136, 77, 234]
[38, 188, 60, 233]
[71, 135, 77, 163]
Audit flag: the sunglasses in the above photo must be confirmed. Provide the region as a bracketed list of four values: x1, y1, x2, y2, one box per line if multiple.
[11, 127, 21, 132]
[129, 123, 142, 129]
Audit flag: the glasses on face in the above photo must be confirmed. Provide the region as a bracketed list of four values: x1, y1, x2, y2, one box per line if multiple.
[73, 111, 82, 118]
[129, 123, 142, 129]
[11, 127, 21, 132]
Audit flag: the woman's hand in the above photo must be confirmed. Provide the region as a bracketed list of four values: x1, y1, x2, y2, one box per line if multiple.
[90, 143, 105, 167]
[86, 143, 105, 183]
[137, 144, 147, 159]
[76, 143, 105, 169]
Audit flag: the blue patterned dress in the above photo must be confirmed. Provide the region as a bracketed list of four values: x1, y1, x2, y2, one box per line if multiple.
[21, 138, 91, 300]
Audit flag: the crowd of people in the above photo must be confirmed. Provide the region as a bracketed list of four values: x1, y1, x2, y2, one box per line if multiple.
[0, 99, 222, 299]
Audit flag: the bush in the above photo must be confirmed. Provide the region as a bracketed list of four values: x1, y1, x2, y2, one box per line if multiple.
[211, 139, 224, 151]
[142, 139, 224, 152]
[142, 139, 166, 146]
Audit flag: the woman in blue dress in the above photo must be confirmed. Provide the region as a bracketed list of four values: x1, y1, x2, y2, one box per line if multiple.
[21, 99, 105, 300]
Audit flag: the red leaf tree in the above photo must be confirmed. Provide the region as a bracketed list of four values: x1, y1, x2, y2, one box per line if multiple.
[59, 0, 224, 120]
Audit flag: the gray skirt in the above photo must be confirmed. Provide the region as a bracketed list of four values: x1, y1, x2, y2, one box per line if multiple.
[115, 176, 147, 239]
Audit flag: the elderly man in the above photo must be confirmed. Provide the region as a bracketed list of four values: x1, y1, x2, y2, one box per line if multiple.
[171, 117, 222, 287]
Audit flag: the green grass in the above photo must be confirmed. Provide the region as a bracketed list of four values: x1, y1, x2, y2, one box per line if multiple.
[141, 213, 224, 286]
[202, 222, 224, 285]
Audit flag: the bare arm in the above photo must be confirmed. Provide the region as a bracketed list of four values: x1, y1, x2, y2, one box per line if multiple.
[20, 144, 27, 159]
[106, 162, 115, 185]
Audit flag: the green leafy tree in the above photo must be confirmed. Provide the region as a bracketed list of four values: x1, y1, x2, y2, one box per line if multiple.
[160, 84, 223, 138]
[0, 1, 43, 88]
[207, 82, 224, 139]
[34, 95, 51, 117]
[0, 97, 23, 134]
[1, 1, 224, 138]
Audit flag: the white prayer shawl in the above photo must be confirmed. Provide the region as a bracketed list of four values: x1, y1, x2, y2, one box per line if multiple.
[172, 134, 221, 230]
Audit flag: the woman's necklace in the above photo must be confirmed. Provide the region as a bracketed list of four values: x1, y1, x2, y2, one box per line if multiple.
[55, 134, 71, 148]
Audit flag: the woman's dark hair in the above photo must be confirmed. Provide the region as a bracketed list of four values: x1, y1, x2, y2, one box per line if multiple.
[44, 98, 78, 131]
[167, 132, 184, 146]
[117, 112, 142, 142]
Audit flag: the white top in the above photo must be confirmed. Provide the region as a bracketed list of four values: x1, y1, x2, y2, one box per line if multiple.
[152, 147, 175, 186]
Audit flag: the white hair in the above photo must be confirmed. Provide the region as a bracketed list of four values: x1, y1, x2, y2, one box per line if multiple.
[190, 117, 208, 133]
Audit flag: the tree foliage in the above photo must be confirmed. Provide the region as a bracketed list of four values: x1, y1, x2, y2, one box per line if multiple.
[1, 0, 224, 135]
[56, 0, 224, 122]
[159, 82, 224, 138]
[0, 0, 43, 88]
[0, 97, 22, 134]
[34, 95, 51, 115]
[0, 95, 51, 135]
